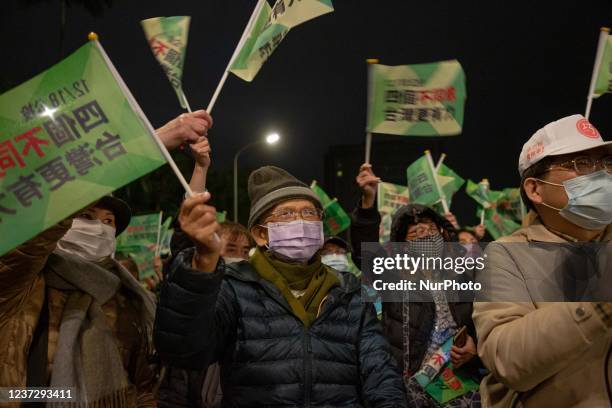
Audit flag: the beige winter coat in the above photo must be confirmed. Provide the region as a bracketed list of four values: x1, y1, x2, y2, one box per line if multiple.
[473, 213, 612, 408]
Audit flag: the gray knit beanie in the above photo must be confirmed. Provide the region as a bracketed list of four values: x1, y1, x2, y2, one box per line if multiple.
[247, 166, 322, 229]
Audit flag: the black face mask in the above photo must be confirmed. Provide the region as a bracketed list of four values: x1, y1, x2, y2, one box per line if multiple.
[405, 234, 445, 259]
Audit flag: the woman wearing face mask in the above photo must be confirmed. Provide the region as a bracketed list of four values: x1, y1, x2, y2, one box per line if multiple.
[0, 195, 159, 407]
[154, 166, 407, 407]
[351, 164, 484, 407]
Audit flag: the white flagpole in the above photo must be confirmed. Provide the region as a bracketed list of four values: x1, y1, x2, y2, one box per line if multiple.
[435, 153, 447, 172]
[206, 0, 267, 113]
[479, 178, 489, 225]
[179, 89, 192, 113]
[425, 150, 449, 214]
[92, 36, 195, 198]
[585, 27, 610, 119]
[364, 58, 379, 164]
[365, 132, 372, 163]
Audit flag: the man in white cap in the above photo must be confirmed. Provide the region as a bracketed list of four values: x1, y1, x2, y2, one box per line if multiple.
[473, 114, 612, 407]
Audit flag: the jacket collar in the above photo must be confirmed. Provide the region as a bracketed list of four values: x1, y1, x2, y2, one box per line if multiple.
[224, 260, 361, 316]
[521, 211, 612, 243]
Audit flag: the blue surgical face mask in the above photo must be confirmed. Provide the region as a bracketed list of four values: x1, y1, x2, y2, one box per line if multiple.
[537, 170, 612, 230]
[321, 253, 350, 272]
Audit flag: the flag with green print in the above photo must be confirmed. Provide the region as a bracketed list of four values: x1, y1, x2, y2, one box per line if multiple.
[366, 60, 466, 136]
[216, 211, 227, 223]
[158, 216, 174, 256]
[126, 244, 157, 280]
[310, 181, 350, 235]
[377, 181, 409, 243]
[116, 212, 163, 251]
[0, 40, 166, 256]
[477, 207, 521, 240]
[406, 155, 442, 206]
[594, 32, 612, 97]
[377, 181, 410, 215]
[436, 163, 465, 209]
[465, 179, 501, 209]
[497, 187, 526, 224]
[229, 0, 334, 82]
[141, 16, 191, 109]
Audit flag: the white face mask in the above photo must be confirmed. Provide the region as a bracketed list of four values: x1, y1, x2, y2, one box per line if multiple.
[223, 256, 246, 264]
[321, 253, 350, 272]
[56, 218, 117, 262]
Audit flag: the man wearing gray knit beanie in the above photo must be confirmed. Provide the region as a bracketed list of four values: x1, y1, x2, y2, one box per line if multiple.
[154, 166, 407, 407]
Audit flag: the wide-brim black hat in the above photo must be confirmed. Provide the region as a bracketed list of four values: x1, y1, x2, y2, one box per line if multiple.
[95, 195, 131, 236]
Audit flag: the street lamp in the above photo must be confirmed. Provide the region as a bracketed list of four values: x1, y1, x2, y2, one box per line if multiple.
[233, 133, 280, 222]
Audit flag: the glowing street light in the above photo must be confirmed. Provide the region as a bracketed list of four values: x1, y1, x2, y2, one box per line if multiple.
[265, 132, 280, 145]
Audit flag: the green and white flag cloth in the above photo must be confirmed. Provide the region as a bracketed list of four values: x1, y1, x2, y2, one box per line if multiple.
[406, 155, 441, 207]
[127, 244, 157, 280]
[436, 163, 464, 208]
[465, 179, 498, 209]
[216, 211, 227, 223]
[594, 33, 612, 97]
[158, 216, 174, 256]
[141, 16, 191, 109]
[229, 0, 334, 82]
[377, 181, 410, 215]
[498, 187, 526, 224]
[477, 207, 521, 240]
[310, 181, 350, 236]
[377, 181, 409, 243]
[0, 40, 166, 256]
[117, 212, 162, 251]
[367, 60, 466, 136]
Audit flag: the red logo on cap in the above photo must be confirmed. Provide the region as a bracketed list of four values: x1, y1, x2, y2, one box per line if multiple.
[576, 119, 600, 139]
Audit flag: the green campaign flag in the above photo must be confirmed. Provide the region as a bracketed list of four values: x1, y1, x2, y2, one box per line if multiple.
[127, 244, 157, 280]
[421, 337, 480, 404]
[216, 211, 227, 223]
[116, 213, 162, 251]
[377, 181, 410, 215]
[377, 182, 409, 243]
[0, 40, 166, 257]
[497, 187, 526, 223]
[229, 0, 334, 82]
[477, 207, 521, 240]
[310, 181, 350, 235]
[406, 155, 442, 206]
[437, 163, 464, 208]
[158, 216, 174, 256]
[594, 33, 612, 97]
[367, 60, 466, 136]
[465, 179, 496, 209]
[141, 16, 191, 109]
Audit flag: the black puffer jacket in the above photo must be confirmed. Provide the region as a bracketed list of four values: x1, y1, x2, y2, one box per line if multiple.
[351, 204, 483, 378]
[154, 248, 407, 407]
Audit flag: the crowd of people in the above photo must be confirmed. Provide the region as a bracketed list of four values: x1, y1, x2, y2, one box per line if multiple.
[0, 111, 611, 407]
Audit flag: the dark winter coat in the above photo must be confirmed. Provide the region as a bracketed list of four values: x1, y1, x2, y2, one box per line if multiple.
[351, 204, 483, 378]
[154, 248, 407, 407]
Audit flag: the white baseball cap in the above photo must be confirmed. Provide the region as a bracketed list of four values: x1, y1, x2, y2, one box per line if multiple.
[518, 114, 612, 177]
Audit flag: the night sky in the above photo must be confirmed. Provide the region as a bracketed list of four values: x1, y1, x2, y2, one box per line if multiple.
[2, 0, 612, 224]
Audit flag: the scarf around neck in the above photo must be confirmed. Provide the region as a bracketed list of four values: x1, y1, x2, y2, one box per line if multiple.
[44, 250, 156, 407]
[250, 247, 338, 327]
